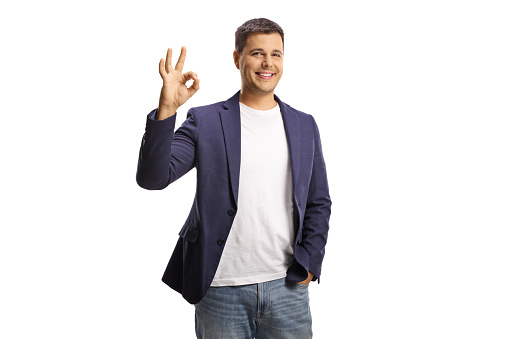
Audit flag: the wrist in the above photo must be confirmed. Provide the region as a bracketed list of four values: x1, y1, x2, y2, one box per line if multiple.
[156, 104, 177, 120]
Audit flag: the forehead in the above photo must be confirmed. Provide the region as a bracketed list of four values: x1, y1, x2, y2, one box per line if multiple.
[244, 32, 283, 51]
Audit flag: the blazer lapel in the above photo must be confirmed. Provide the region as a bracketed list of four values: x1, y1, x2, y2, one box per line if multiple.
[276, 95, 301, 198]
[218, 92, 301, 208]
[219, 92, 242, 207]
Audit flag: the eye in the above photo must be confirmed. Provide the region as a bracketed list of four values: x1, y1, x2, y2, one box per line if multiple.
[252, 52, 262, 56]
[272, 53, 281, 57]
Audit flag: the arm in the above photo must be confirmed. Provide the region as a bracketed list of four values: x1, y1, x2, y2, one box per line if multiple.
[136, 47, 201, 190]
[136, 109, 199, 190]
[301, 116, 332, 282]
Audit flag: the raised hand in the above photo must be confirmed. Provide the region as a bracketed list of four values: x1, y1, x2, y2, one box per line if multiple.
[156, 47, 200, 120]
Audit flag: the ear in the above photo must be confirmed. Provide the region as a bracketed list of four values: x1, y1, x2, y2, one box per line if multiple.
[233, 50, 240, 70]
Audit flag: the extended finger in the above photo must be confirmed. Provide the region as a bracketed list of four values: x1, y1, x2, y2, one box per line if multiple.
[159, 57, 168, 77]
[175, 46, 187, 72]
[165, 48, 173, 73]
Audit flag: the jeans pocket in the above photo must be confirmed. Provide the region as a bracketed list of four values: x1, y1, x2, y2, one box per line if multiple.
[295, 281, 309, 288]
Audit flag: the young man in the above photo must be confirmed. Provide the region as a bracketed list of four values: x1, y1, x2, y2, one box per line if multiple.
[136, 18, 331, 338]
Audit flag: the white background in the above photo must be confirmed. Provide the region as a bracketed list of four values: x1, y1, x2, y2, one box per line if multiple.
[1, 0, 508, 338]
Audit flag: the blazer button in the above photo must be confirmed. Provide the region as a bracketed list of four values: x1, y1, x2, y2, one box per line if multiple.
[217, 238, 225, 245]
[227, 210, 235, 216]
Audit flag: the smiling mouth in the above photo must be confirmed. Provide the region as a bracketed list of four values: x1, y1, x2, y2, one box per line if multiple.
[255, 72, 275, 80]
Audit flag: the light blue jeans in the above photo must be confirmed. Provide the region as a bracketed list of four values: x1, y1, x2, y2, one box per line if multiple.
[195, 277, 312, 339]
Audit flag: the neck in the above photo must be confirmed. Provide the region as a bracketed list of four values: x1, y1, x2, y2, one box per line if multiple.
[239, 90, 277, 110]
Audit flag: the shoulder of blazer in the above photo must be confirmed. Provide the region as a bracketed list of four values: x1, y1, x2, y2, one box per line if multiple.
[274, 94, 310, 117]
[287, 105, 314, 122]
[185, 101, 225, 119]
[186, 92, 240, 118]
[275, 95, 317, 130]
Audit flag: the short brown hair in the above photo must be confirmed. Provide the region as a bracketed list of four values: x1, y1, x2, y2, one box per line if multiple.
[235, 18, 284, 54]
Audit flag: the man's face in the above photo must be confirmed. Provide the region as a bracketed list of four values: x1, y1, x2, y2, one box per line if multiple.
[234, 32, 284, 97]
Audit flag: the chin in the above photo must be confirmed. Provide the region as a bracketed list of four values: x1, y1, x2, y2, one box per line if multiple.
[256, 84, 278, 94]
[255, 88, 276, 96]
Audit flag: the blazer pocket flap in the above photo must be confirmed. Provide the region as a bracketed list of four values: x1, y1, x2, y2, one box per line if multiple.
[178, 224, 199, 243]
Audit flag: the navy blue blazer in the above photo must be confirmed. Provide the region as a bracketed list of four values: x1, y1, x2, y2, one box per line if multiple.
[137, 92, 331, 304]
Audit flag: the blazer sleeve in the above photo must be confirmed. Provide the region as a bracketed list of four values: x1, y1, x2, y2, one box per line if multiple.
[136, 108, 199, 190]
[302, 116, 332, 281]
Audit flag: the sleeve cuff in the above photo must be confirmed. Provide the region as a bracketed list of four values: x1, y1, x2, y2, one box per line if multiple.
[144, 109, 177, 141]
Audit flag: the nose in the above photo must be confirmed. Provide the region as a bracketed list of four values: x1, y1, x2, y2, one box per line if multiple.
[262, 55, 273, 68]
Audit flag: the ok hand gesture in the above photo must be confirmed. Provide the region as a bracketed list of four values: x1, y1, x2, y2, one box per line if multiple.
[156, 47, 200, 120]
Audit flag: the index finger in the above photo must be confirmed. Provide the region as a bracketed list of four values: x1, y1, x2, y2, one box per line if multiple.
[174, 46, 187, 72]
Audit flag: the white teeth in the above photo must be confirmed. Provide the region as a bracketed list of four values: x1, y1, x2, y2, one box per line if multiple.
[259, 73, 273, 76]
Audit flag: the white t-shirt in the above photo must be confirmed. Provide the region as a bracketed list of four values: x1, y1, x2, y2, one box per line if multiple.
[210, 102, 295, 286]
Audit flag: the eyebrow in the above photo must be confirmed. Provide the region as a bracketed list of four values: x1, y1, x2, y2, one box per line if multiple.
[248, 48, 284, 55]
